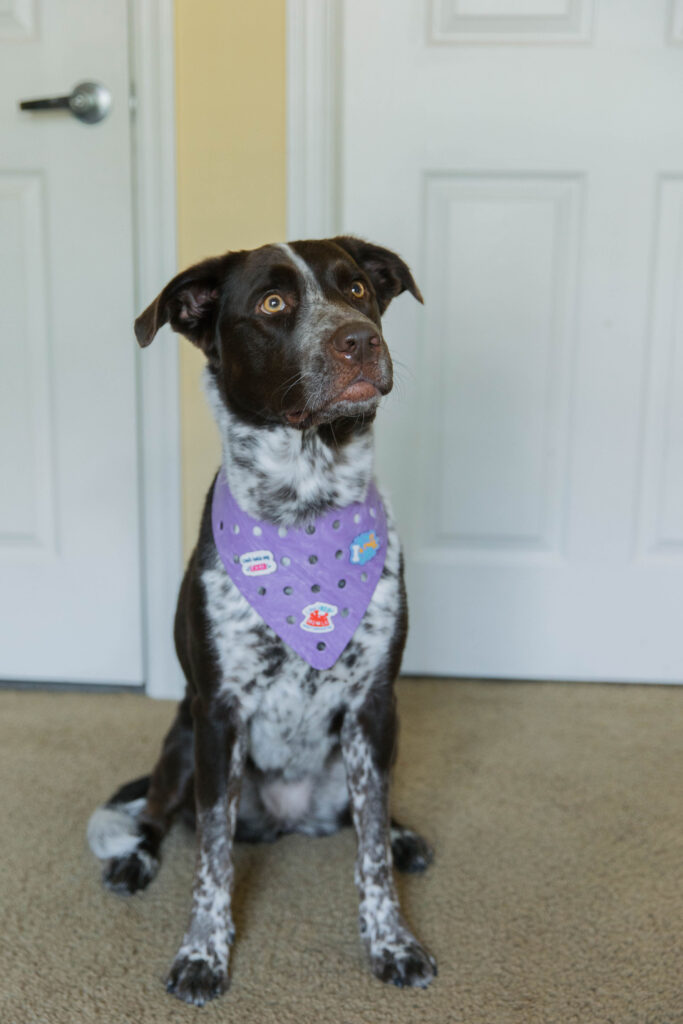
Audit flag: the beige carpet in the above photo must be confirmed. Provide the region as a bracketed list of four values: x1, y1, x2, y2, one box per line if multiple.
[1, 679, 682, 1024]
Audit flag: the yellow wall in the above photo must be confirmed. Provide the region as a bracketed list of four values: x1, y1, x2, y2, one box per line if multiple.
[175, 0, 287, 556]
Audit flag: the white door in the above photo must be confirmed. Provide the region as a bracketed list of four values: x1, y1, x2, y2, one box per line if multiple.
[0, 1, 144, 684]
[332, 0, 683, 682]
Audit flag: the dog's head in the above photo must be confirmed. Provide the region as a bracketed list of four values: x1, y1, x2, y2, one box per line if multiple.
[135, 237, 422, 429]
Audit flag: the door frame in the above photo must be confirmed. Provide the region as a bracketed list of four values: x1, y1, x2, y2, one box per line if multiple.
[286, 0, 341, 239]
[131, 0, 184, 698]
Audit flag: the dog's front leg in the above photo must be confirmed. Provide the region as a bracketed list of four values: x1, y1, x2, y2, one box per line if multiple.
[166, 696, 245, 1006]
[341, 699, 437, 989]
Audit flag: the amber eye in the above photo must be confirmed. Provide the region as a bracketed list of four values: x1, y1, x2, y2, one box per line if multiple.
[350, 280, 366, 299]
[260, 293, 287, 314]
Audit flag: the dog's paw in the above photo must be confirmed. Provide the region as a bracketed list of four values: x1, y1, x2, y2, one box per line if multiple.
[390, 826, 434, 874]
[166, 955, 228, 1006]
[102, 849, 158, 894]
[370, 937, 437, 989]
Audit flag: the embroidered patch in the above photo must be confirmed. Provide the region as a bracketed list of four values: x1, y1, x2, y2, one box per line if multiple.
[240, 550, 277, 577]
[300, 602, 337, 633]
[350, 530, 381, 565]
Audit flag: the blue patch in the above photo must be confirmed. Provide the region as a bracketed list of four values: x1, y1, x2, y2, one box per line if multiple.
[349, 530, 381, 566]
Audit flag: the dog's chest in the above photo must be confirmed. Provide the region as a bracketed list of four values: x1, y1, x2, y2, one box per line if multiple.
[246, 672, 345, 777]
[201, 502, 402, 778]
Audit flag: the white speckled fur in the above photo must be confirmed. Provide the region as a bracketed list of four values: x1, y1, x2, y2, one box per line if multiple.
[168, 730, 246, 1001]
[87, 798, 146, 859]
[200, 380, 402, 789]
[203, 370, 375, 527]
[195, 372, 435, 989]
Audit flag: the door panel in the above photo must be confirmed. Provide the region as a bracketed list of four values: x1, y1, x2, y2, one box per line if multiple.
[0, 173, 55, 557]
[637, 179, 683, 562]
[421, 174, 579, 560]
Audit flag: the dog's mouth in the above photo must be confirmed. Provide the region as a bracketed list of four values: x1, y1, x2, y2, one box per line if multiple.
[332, 380, 380, 404]
[285, 378, 383, 428]
[285, 409, 313, 427]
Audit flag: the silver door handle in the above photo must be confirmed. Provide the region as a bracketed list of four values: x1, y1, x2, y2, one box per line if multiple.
[19, 81, 111, 124]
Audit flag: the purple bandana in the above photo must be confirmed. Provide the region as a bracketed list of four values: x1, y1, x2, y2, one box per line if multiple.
[212, 469, 387, 670]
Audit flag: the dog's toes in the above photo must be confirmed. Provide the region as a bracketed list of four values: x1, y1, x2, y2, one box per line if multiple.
[371, 938, 437, 989]
[166, 955, 228, 1006]
[102, 849, 158, 894]
[390, 825, 434, 874]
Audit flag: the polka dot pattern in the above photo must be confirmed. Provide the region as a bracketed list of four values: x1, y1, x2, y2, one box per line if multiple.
[211, 471, 387, 670]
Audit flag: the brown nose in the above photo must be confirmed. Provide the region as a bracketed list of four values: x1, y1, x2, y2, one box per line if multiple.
[328, 323, 381, 364]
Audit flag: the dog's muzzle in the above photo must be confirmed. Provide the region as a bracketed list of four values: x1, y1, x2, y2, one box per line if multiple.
[285, 319, 393, 427]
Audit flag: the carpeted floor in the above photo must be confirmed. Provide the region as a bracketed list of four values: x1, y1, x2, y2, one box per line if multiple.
[1, 679, 682, 1024]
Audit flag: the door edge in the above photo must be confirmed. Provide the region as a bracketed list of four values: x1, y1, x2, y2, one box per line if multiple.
[286, 0, 342, 238]
[130, 0, 184, 699]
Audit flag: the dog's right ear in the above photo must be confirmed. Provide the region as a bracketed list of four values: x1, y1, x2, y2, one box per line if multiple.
[134, 255, 229, 355]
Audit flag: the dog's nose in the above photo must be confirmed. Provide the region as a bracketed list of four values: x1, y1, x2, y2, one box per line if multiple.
[328, 323, 381, 364]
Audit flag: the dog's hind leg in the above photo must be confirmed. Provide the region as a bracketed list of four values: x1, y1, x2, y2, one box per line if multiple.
[87, 695, 195, 894]
[390, 820, 434, 874]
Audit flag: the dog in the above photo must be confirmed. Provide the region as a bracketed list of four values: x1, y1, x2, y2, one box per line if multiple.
[87, 236, 437, 1005]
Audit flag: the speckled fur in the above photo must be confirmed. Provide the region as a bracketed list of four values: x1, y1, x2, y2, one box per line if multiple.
[202, 372, 403, 807]
[177, 400, 435, 995]
[204, 368, 376, 527]
[87, 238, 435, 1004]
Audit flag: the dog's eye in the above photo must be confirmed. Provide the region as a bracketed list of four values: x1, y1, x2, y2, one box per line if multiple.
[260, 293, 287, 314]
[350, 281, 366, 299]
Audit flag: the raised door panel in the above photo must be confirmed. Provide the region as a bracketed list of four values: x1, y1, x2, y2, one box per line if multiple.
[0, 173, 56, 557]
[420, 174, 581, 564]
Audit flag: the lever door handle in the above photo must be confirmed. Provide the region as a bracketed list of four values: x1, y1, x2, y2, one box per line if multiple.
[19, 81, 111, 124]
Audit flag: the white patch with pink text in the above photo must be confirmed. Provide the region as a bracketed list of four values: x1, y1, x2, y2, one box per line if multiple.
[240, 550, 277, 577]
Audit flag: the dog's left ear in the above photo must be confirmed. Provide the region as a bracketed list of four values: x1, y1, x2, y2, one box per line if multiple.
[332, 236, 424, 314]
[134, 255, 231, 356]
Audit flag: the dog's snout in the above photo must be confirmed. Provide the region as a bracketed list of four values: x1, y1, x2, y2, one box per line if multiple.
[329, 323, 381, 364]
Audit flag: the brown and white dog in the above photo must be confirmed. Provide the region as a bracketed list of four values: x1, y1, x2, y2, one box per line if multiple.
[87, 237, 436, 1005]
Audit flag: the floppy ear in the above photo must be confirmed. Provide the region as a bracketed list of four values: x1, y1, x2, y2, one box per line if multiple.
[331, 236, 424, 314]
[134, 255, 228, 355]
